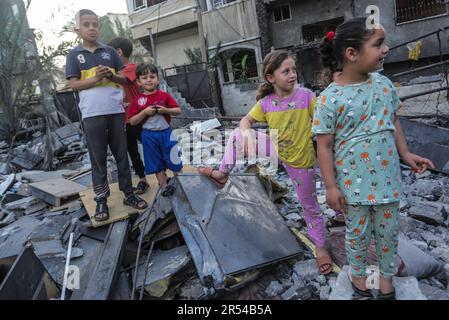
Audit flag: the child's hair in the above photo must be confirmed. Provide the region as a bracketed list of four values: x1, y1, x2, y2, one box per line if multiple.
[108, 38, 133, 58]
[136, 63, 159, 79]
[256, 50, 295, 101]
[319, 17, 376, 85]
[75, 9, 98, 29]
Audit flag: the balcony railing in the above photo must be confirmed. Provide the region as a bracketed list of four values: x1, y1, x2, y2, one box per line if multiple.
[396, 0, 447, 24]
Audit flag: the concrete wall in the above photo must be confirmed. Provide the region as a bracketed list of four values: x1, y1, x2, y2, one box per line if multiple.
[155, 27, 201, 69]
[354, 0, 449, 63]
[268, 0, 353, 49]
[221, 83, 257, 116]
[128, 0, 197, 39]
[267, 0, 449, 63]
[202, 0, 260, 48]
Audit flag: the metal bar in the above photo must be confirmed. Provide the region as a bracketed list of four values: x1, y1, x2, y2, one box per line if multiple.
[389, 25, 449, 51]
[392, 60, 449, 78]
[400, 85, 449, 101]
[61, 232, 74, 301]
[139, 241, 155, 301]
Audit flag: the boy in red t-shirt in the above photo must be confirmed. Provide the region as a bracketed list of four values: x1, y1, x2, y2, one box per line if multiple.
[128, 63, 183, 194]
[108, 38, 149, 195]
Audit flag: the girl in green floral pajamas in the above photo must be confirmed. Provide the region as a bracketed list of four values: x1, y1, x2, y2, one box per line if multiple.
[313, 18, 434, 300]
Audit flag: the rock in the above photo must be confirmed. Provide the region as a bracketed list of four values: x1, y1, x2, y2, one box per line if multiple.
[429, 247, 449, 263]
[429, 240, 438, 248]
[286, 213, 302, 221]
[179, 277, 204, 300]
[297, 287, 312, 300]
[399, 216, 416, 233]
[316, 275, 327, 286]
[409, 202, 446, 226]
[329, 266, 427, 300]
[320, 285, 331, 300]
[265, 281, 284, 297]
[408, 232, 424, 241]
[418, 282, 449, 300]
[292, 259, 319, 282]
[281, 284, 301, 300]
[410, 239, 428, 252]
[415, 171, 431, 179]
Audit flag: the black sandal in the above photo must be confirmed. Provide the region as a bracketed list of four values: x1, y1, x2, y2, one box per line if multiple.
[135, 181, 150, 195]
[95, 199, 110, 222]
[351, 282, 374, 300]
[162, 178, 176, 197]
[124, 193, 148, 210]
[377, 290, 396, 300]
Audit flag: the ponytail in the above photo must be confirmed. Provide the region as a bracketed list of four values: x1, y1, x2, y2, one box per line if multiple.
[256, 82, 275, 101]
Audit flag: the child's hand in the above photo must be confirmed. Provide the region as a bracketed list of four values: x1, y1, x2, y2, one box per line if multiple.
[402, 152, 435, 174]
[145, 107, 157, 116]
[326, 186, 348, 215]
[156, 106, 168, 114]
[95, 65, 110, 80]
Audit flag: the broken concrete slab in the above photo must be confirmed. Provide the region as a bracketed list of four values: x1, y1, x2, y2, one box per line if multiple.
[169, 174, 302, 295]
[178, 277, 204, 300]
[29, 178, 88, 207]
[418, 282, 449, 300]
[32, 240, 66, 258]
[0, 174, 15, 196]
[78, 220, 129, 300]
[0, 193, 27, 208]
[265, 281, 284, 297]
[29, 215, 72, 243]
[135, 246, 192, 298]
[0, 216, 44, 260]
[409, 201, 448, 226]
[20, 170, 79, 183]
[4, 196, 47, 216]
[11, 150, 43, 171]
[329, 266, 427, 300]
[190, 119, 222, 135]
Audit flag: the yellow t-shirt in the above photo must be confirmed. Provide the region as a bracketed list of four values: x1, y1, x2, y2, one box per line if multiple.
[248, 88, 316, 168]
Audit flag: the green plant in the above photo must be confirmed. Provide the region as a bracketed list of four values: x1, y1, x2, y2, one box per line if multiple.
[233, 54, 249, 83]
[184, 47, 203, 65]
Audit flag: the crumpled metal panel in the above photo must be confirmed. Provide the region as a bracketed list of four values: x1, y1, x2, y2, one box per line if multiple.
[169, 174, 302, 293]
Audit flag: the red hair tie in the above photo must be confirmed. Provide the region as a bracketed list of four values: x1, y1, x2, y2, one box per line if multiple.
[326, 31, 335, 43]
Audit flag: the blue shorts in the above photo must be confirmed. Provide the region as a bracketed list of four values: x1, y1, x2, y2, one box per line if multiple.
[141, 128, 183, 175]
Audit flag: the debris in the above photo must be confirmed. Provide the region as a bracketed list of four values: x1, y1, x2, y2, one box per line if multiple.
[265, 281, 284, 297]
[0, 247, 60, 300]
[281, 283, 301, 300]
[319, 285, 331, 300]
[32, 240, 66, 258]
[4, 196, 47, 216]
[0, 174, 15, 196]
[28, 178, 88, 207]
[11, 150, 43, 171]
[292, 259, 319, 282]
[409, 201, 448, 226]
[178, 277, 204, 300]
[169, 174, 302, 296]
[0, 216, 44, 260]
[76, 221, 129, 300]
[20, 170, 79, 183]
[329, 266, 427, 300]
[190, 119, 222, 135]
[135, 246, 192, 298]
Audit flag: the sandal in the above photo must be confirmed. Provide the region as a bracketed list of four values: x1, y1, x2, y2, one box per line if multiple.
[198, 167, 228, 189]
[351, 282, 374, 300]
[162, 183, 176, 197]
[316, 255, 334, 275]
[123, 193, 148, 210]
[377, 289, 396, 300]
[94, 199, 109, 222]
[135, 181, 150, 195]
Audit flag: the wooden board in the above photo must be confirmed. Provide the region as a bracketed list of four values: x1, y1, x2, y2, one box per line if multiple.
[29, 178, 89, 207]
[80, 166, 198, 228]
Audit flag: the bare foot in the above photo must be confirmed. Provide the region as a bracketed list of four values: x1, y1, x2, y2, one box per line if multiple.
[198, 167, 229, 188]
[316, 246, 334, 275]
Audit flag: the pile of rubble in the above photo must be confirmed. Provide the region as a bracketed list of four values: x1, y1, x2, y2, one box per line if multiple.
[0, 118, 448, 300]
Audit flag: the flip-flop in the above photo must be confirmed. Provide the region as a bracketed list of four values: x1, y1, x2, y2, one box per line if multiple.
[316, 255, 334, 275]
[198, 167, 228, 189]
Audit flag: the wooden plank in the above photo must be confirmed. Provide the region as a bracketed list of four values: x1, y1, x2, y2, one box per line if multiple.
[80, 166, 197, 228]
[29, 179, 88, 207]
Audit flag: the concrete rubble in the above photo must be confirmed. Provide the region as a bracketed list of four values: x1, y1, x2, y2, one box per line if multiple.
[0, 117, 448, 301]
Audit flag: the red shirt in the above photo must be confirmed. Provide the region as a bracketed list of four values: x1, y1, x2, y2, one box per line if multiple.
[128, 90, 179, 126]
[123, 63, 141, 123]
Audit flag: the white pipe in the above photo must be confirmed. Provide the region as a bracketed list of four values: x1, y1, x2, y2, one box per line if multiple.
[61, 233, 74, 301]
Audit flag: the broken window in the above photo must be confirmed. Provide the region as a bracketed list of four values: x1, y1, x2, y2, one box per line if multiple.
[273, 4, 291, 23]
[395, 0, 448, 24]
[302, 17, 344, 44]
